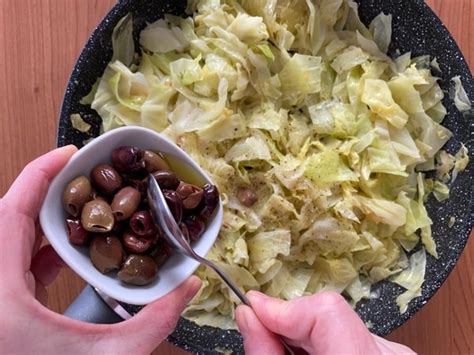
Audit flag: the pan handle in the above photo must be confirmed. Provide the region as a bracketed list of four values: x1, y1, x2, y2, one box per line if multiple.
[63, 285, 124, 324]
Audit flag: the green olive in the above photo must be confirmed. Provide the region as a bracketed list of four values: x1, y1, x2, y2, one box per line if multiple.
[118, 255, 158, 286]
[63, 176, 92, 217]
[81, 200, 114, 233]
[111, 187, 141, 221]
[143, 150, 170, 173]
[89, 234, 123, 274]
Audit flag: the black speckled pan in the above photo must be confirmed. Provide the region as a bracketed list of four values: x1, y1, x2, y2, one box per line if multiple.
[58, 0, 473, 353]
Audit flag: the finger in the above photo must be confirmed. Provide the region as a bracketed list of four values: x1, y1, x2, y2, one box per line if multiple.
[247, 291, 380, 354]
[109, 276, 202, 354]
[236, 305, 284, 355]
[2, 145, 77, 219]
[31, 245, 65, 287]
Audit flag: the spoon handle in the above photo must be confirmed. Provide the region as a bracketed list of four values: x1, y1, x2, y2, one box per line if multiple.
[193, 254, 250, 305]
[193, 254, 295, 355]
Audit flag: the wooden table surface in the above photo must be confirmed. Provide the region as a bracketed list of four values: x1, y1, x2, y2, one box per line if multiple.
[0, 1, 472, 354]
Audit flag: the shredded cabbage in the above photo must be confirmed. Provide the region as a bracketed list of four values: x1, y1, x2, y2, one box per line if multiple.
[82, 0, 471, 326]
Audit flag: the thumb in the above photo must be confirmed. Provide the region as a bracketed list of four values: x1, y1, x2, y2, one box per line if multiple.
[110, 276, 201, 354]
[236, 305, 284, 355]
[247, 291, 379, 354]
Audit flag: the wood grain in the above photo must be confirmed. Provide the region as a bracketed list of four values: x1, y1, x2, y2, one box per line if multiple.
[0, 1, 472, 354]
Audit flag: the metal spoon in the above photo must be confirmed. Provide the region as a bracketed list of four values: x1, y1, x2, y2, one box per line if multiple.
[147, 175, 295, 355]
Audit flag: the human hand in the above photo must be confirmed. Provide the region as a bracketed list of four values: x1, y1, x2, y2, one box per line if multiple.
[236, 291, 415, 355]
[0, 146, 201, 354]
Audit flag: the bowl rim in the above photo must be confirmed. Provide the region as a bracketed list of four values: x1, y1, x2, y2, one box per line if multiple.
[40, 126, 224, 305]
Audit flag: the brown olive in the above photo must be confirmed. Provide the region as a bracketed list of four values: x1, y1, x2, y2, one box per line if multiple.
[89, 234, 123, 273]
[118, 255, 158, 286]
[198, 184, 219, 221]
[151, 171, 180, 190]
[66, 218, 90, 246]
[176, 182, 204, 209]
[90, 164, 123, 196]
[163, 190, 183, 223]
[129, 210, 156, 236]
[81, 200, 114, 233]
[63, 176, 92, 217]
[237, 187, 258, 207]
[111, 187, 141, 221]
[183, 215, 206, 241]
[143, 150, 170, 173]
[122, 229, 153, 254]
[112, 146, 145, 174]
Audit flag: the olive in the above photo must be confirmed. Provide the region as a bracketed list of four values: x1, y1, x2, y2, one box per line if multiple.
[122, 229, 153, 254]
[118, 255, 158, 286]
[89, 234, 123, 274]
[129, 210, 156, 236]
[198, 184, 219, 221]
[66, 218, 90, 246]
[183, 215, 206, 241]
[81, 200, 114, 233]
[111, 187, 141, 221]
[176, 182, 203, 209]
[163, 190, 183, 223]
[63, 176, 92, 217]
[90, 164, 123, 196]
[237, 187, 258, 207]
[111, 146, 145, 174]
[151, 171, 180, 190]
[143, 150, 170, 173]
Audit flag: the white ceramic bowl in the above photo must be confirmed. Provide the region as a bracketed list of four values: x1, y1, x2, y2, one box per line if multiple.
[40, 126, 223, 305]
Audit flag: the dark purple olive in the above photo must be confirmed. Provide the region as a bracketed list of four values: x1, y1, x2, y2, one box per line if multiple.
[90, 164, 123, 196]
[151, 171, 180, 190]
[81, 200, 114, 233]
[163, 190, 183, 223]
[63, 176, 92, 217]
[176, 182, 203, 209]
[143, 150, 170, 173]
[129, 210, 156, 236]
[184, 215, 206, 241]
[199, 184, 219, 221]
[122, 229, 153, 254]
[111, 187, 141, 221]
[66, 218, 90, 246]
[111, 146, 145, 174]
[89, 234, 123, 274]
[118, 255, 158, 286]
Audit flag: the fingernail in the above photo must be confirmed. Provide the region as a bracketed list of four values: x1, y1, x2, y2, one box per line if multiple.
[247, 290, 265, 304]
[58, 144, 78, 155]
[185, 276, 201, 302]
